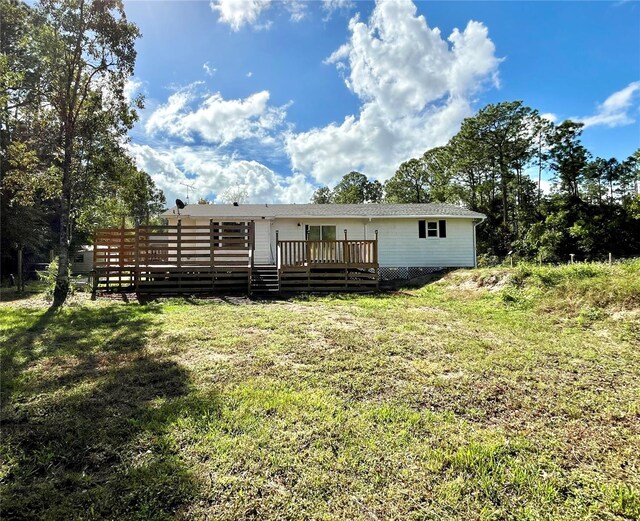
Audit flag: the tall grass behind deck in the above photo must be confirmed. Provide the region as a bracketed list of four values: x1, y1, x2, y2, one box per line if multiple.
[442, 259, 640, 315]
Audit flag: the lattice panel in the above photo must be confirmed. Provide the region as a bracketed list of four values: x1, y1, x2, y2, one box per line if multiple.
[379, 266, 443, 281]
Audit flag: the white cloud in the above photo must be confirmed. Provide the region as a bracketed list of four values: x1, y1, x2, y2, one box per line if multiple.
[210, 0, 272, 31]
[246, 71, 253, 78]
[287, 0, 500, 185]
[128, 143, 314, 204]
[203, 62, 216, 76]
[578, 81, 640, 128]
[136, 0, 503, 204]
[210, 0, 306, 30]
[145, 84, 288, 145]
[540, 112, 558, 123]
[284, 0, 307, 22]
[123, 78, 144, 103]
[323, 0, 355, 17]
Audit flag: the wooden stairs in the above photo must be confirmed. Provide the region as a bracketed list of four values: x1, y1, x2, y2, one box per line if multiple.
[250, 265, 280, 296]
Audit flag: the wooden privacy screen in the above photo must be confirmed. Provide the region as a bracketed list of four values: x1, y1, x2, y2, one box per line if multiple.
[92, 221, 255, 293]
[94, 222, 254, 269]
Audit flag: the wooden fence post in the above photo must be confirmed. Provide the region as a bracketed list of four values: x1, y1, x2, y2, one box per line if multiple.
[343, 229, 349, 266]
[176, 219, 182, 291]
[134, 224, 140, 292]
[91, 270, 98, 300]
[119, 220, 125, 290]
[248, 221, 255, 294]
[374, 230, 379, 266]
[176, 220, 182, 269]
[209, 219, 215, 268]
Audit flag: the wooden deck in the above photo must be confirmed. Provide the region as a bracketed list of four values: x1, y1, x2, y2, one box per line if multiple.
[277, 238, 378, 292]
[91, 222, 378, 295]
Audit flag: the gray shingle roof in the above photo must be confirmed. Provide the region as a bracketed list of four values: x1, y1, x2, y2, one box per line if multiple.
[162, 203, 485, 219]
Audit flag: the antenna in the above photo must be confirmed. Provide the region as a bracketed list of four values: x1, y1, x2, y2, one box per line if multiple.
[180, 181, 195, 204]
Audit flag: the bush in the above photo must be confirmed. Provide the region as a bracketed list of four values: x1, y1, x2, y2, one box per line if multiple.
[477, 254, 501, 268]
[37, 257, 73, 299]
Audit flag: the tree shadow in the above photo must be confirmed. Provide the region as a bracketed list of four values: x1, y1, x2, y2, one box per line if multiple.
[0, 284, 46, 303]
[0, 303, 210, 519]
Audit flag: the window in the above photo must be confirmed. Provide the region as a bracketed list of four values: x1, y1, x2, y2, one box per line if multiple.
[418, 220, 447, 239]
[305, 225, 336, 240]
[427, 221, 438, 237]
[74, 253, 85, 263]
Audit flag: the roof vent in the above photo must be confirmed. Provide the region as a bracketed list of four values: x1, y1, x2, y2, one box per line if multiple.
[233, 201, 239, 206]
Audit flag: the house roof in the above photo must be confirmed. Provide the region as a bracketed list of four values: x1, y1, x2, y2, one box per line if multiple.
[162, 203, 486, 220]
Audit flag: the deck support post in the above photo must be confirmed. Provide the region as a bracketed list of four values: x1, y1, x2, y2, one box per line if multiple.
[248, 220, 255, 294]
[119, 219, 125, 290]
[210, 219, 215, 291]
[177, 220, 182, 291]
[134, 224, 140, 292]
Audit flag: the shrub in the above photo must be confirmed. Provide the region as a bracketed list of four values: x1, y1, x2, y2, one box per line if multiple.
[37, 257, 73, 299]
[477, 254, 501, 268]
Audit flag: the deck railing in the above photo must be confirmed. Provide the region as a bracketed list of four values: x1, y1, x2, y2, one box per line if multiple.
[277, 239, 378, 268]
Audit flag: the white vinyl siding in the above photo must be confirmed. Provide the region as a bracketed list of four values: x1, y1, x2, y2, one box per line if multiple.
[373, 218, 475, 267]
[71, 248, 93, 274]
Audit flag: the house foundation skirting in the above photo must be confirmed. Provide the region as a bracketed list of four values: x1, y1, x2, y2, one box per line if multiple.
[378, 266, 444, 281]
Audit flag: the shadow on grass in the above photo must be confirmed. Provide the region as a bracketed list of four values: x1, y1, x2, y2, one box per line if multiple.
[0, 283, 47, 303]
[0, 304, 206, 520]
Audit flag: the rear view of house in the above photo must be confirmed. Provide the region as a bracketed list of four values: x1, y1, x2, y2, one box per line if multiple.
[91, 203, 485, 295]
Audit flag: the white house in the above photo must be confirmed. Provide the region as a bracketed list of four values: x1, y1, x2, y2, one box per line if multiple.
[71, 245, 93, 275]
[161, 203, 485, 280]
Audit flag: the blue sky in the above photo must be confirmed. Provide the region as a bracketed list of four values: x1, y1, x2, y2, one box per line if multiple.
[123, 0, 640, 204]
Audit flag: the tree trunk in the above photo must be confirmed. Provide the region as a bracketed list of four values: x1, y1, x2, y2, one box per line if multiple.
[501, 168, 509, 226]
[53, 132, 73, 306]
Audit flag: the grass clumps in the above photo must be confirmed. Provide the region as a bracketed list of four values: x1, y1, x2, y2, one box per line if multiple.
[442, 260, 640, 324]
[1, 263, 639, 519]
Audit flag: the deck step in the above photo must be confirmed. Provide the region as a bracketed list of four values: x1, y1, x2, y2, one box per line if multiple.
[250, 266, 280, 294]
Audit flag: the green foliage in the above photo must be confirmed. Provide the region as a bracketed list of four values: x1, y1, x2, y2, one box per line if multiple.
[310, 171, 383, 204]
[384, 148, 453, 204]
[0, 0, 165, 299]
[548, 121, 589, 198]
[333, 171, 382, 203]
[381, 101, 638, 261]
[36, 257, 72, 299]
[310, 186, 333, 203]
[476, 253, 501, 268]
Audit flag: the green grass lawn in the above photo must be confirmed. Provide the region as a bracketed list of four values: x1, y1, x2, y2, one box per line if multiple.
[1, 262, 639, 520]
